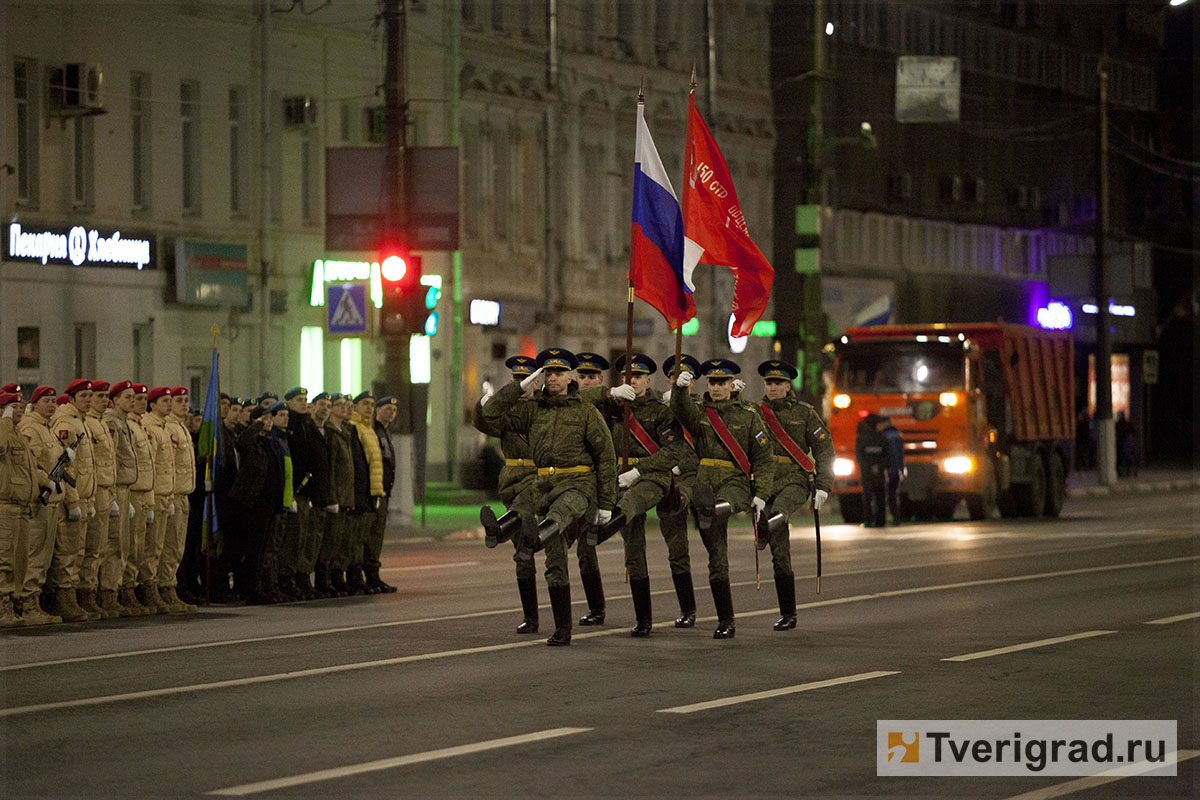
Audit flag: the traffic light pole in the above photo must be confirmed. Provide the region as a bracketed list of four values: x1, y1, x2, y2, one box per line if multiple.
[382, 0, 411, 428]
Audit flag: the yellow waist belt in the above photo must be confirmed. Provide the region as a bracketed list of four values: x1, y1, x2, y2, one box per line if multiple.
[537, 465, 593, 476]
[774, 455, 797, 464]
[699, 458, 734, 468]
[618, 457, 641, 465]
[505, 458, 535, 467]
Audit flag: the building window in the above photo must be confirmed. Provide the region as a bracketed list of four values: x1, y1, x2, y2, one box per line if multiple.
[181, 81, 201, 214]
[339, 338, 362, 397]
[229, 86, 248, 215]
[17, 326, 39, 369]
[131, 72, 151, 209]
[14, 58, 40, 204]
[300, 125, 319, 224]
[520, 130, 542, 247]
[300, 326, 324, 395]
[655, 1, 675, 66]
[339, 101, 353, 143]
[492, 128, 510, 241]
[73, 117, 95, 208]
[132, 323, 153, 383]
[271, 91, 283, 221]
[463, 128, 481, 240]
[617, 0, 636, 57]
[73, 323, 96, 379]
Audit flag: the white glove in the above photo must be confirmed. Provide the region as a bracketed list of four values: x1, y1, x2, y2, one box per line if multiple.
[751, 496, 767, 515]
[813, 489, 828, 511]
[205, 479, 213, 492]
[519, 367, 545, 391]
[480, 390, 494, 406]
[732, 379, 746, 393]
[662, 389, 672, 403]
[290, 501, 298, 512]
[375, 497, 382, 510]
[2, 406, 13, 419]
[617, 468, 640, 489]
[65, 447, 77, 462]
[609, 384, 636, 402]
[110, 500, 120, 518]
[325, 503, 339, 513]
[671, 465, 681, 476]
[147, 510, 155, 524]
[68, 506, 82, 522]
[167, 502, 176, 516]
[675, 371, 693, 388]
[594, 509, 612, 526]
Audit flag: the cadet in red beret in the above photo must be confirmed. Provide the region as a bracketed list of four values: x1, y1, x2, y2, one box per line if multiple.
[1, 391, 34, 626]
[64, 379, 93, 396]
[0, 383, 19, 395]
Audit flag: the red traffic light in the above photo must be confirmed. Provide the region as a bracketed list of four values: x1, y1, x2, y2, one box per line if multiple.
[379, 251, 423, 338]
[381, 255, 407, 282]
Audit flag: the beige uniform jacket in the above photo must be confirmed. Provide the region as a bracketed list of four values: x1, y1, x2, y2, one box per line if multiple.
[86, 409, 115, 488]
[50, 403, 96, 506]
[128, 413, 156, 496]
[105, 407, 138, 487]
[166, 414, 195, 495]
[17, 411, 66, 505]
[142, 412, 176, 498]
[0, 416, 40, 508]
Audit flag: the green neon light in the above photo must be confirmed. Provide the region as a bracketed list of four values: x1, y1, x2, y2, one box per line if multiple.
[310, 261, 325, 306]
[751, 320, 777, 337]
[680, 318, 700, 336]
[410, 335, 431, 384]
[310, 259, 381, 308]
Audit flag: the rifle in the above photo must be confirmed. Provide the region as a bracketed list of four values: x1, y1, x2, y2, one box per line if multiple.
[811, 474, 822, 593]
[40, 433, 82, 505]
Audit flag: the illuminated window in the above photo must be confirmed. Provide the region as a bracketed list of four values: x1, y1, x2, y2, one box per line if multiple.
[339, 338, 362, 397]
[410, 335, 432, 384]
[300, 327, 324, 395]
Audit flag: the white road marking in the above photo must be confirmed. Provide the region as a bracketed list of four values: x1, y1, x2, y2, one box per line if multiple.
[206, 727, 593, 796]
[1144, 610, 1200, 625]
[1003, 749, 1200, 800]
[656, 671, 900, 714]
[380, 560, 480, 573]
[941, 631, 1118, 662]
[3, 537, 1188, 674]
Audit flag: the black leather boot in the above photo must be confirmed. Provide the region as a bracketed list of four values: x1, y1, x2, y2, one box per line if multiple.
[515, 514, 548, 561]
[294, 573, 317, 600]
[482, 507, 521, 548]
[773, 575, 797, 631]
[329, 569, 349, 597]
[629, 576, 652, 637]
[672, 572, 696, 628]
[693, 484, 732, 531]
[366, 566, 397, 594]
[345, 566, 369, 595]
[578, 570, 606, 625]
[313, 567, 334, 599]
[586, 509, 627, 547]
[756, 512, 788, 550]
[546, 584, 572, 646]
[711, 579, 735, 639]
[515, 576, 539, 634]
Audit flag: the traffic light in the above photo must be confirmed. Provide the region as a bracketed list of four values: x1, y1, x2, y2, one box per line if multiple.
[379, 251, 423, 337]
[420, 277, 442, 336]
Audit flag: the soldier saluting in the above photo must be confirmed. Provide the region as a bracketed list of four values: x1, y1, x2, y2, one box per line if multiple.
[670, 358, 775, 639]
[480, 348, 616, 646]
[753, 360, 834, 631]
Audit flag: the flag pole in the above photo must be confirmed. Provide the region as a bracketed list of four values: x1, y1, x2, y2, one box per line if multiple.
[623, 82, 646, 474]
[206, 323, 219, 604]
[674, 67, 697, 380]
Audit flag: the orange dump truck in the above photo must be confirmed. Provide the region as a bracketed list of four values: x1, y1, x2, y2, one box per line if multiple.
[828, 322, 1074, 522]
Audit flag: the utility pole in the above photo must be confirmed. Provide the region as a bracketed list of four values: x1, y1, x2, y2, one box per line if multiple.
[382, 0, 410, 407]
[448, 0, 463, 484]
[258, 0, 272, 390]
[1094, 54, 1116, 486]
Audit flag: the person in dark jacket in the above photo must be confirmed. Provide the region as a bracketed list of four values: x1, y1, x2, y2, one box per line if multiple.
[881, 418, 905, 525]
[317, 394, 356, 596]
[341, 395, 373, 596]
[280, 388, 331, 600]
[365, 396, 398, 593]
[230, 405, 290, 603]
[855, 413, 889, 528]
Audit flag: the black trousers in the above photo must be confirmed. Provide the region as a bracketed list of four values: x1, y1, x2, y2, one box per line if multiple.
[861, 469, 887, 527]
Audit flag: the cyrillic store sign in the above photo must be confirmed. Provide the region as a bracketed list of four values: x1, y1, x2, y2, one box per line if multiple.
[175, 239, 249, 306]
[6, 222, 156, 270]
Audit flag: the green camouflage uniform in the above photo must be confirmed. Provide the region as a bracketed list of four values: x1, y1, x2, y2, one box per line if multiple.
[473, 395, 539, 579]
[481, 381, 616, 588]
[759, 394, 835, 579]
[318, 422, 355, 573]
[670, 388, 775, 582]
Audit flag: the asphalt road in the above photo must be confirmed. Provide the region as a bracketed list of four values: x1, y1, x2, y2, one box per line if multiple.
[2, 490, 1197, 799]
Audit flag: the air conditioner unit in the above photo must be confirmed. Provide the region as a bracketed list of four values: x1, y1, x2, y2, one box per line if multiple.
[51, 63, 105, 116]
[283, 96, 317, 128]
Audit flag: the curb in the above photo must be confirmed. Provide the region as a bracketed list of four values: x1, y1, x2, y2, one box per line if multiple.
[1065, 477, 1200, 499]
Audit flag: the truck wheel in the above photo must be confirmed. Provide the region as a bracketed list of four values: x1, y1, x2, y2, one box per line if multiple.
[839, 493, 863, 524]
[934, 495, 958, 521]
[1013, 456, 1046, 518]
[967, 462, 997, 520]
[1044, 450, 1066, 518]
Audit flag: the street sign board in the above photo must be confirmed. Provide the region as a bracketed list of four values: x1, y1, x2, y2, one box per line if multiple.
[327, 283, 369, 335]
[895, 56, 960, 123]
[1143, 350, 1158, 385]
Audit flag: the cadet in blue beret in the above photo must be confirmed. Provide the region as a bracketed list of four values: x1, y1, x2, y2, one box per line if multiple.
[752, 360, 835, 629]
[574, 352, 609, 391]
[284, 386, 307, 401]
[670, 355, 776, 639]
[662, 353, 701, 379]
[475, 353, 543, 634]
[257, 391, 278, 410]
[479, 345, 616, 646]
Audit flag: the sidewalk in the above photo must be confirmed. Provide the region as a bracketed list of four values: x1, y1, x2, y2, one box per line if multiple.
[390, 468, 1199, 542]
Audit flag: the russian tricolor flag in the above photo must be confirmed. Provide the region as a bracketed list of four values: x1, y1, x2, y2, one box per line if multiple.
[629, 103, 695, 332]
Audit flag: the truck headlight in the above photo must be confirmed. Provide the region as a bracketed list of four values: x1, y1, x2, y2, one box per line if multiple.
[941, 455, 973, 474]
[939, 392, 959, 407]
[833, 457, 855, 477]
[833, 393, 851, 409]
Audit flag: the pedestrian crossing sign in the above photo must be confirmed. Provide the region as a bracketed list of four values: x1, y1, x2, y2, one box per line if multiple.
[327, 283, 369, 335]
